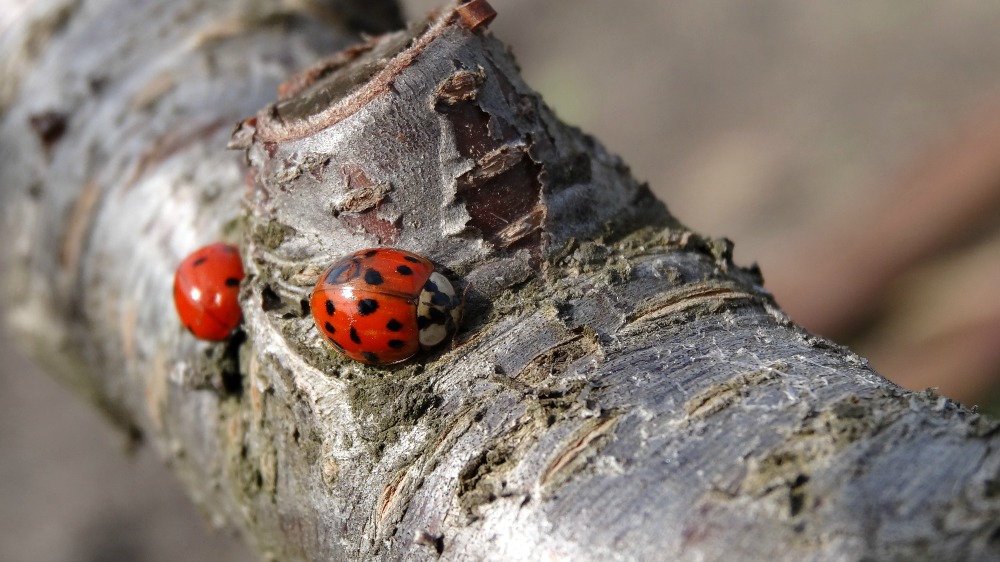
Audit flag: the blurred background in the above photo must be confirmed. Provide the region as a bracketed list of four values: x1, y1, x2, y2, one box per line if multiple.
[3, 0, 1000, 560]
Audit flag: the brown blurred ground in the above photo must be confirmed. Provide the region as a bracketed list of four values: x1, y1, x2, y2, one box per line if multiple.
[3, 1, 1000, 560]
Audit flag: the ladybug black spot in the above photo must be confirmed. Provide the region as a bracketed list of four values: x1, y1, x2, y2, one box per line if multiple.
[364, 249, 378, 258]
[361, 351, 379, 363]
[192, 257, 208, 267]
[386, 319, 403, 332]
[396, 265, 413, 276]
[388, 339, 406, 349]
[325, 265, 346, 282]
[364, 269, 384, 286]
[428, 308, 447, 324]
[225, 277, 240, 287]
[324, 322, 336, 335]
[325, 262, 355, 284]
[325, 299, 335, 316]
[350, 326, 361, 344]
[357, 299, 379, 315]
[404, 255, 421, 263]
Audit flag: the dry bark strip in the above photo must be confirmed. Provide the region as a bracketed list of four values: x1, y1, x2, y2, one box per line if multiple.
[2, 0, 1000, 560]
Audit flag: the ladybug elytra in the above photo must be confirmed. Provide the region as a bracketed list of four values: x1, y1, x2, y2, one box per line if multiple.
[310, 248, 461, 365]
[173, 243, 244, 341]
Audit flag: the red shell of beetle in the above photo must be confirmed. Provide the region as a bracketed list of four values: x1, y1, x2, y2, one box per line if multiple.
[173, 243, 244, 341]
[310, 248, 435, 365]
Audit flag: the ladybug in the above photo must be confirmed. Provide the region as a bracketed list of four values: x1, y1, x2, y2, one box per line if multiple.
[310, 248, 462, 365]
[173, 243, 244, 341]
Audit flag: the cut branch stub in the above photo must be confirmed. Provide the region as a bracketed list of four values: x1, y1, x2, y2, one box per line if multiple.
[456, 0, 498, 31]
[237, 0, 661, 286]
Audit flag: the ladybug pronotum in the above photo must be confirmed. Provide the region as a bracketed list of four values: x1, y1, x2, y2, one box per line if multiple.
[173, 243, 244, 341]
[310, 248, 462, 365]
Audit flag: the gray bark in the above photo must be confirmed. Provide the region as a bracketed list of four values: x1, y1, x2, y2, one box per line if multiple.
[2, 1, 999, 561]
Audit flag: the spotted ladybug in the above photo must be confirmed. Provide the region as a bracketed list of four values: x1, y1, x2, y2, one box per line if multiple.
[310, 248, 462, 365]
[173, 243, 244, 341]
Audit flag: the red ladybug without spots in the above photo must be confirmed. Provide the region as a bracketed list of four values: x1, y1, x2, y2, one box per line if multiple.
[310, 248, 462, 365]
[173, 243, 244, 341]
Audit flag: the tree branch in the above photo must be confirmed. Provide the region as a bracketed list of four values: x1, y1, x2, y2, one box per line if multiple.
[2, 0, 999, 560]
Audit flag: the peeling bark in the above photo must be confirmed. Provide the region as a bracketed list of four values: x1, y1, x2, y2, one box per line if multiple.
[2, 1, 1000, 561]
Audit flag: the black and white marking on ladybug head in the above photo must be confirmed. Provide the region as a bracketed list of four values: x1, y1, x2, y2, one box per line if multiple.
[416, 272, 460, 347]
